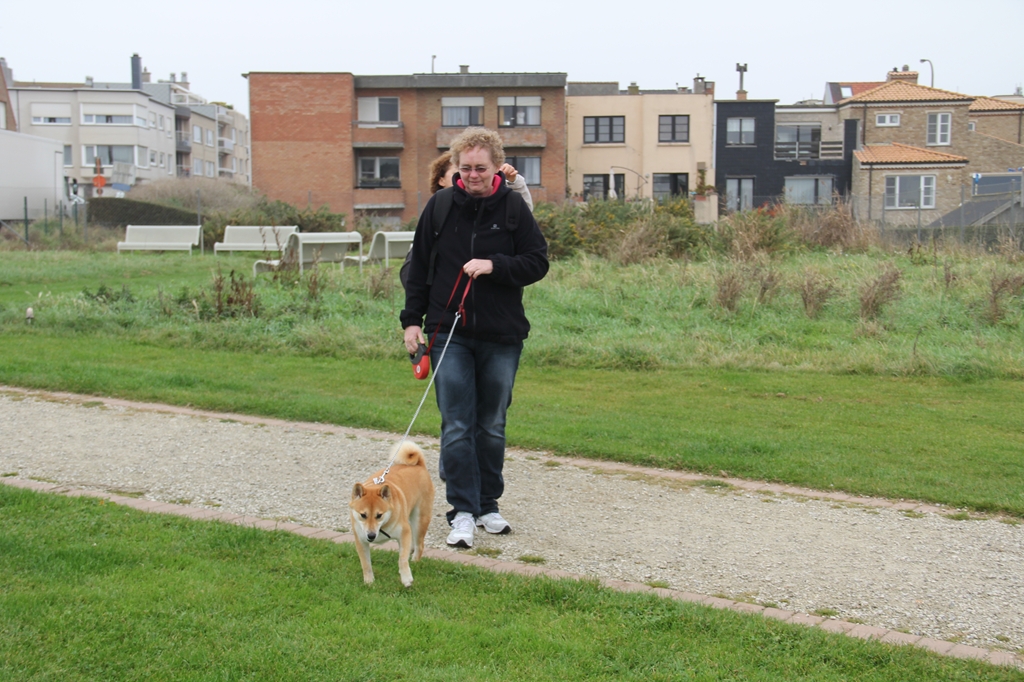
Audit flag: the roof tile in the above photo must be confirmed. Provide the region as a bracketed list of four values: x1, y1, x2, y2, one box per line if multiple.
[842, 81, 973, 104]
[854, 143, 969, 165]
[969, 96, 1024, 112]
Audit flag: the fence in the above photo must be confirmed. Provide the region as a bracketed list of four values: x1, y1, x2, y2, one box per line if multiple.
[720, 184, 1024, 250]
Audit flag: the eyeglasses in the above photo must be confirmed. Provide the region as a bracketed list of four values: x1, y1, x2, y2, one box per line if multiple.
[458, 166, 492, 176]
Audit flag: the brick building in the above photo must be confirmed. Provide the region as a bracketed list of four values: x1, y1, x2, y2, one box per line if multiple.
[247, 69, 567, 225]
[839, 69, 1024, 224]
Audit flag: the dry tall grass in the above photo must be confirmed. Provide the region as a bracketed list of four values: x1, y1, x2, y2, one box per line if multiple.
[128, 178, 261, 214]
[859, 263, 903, 320]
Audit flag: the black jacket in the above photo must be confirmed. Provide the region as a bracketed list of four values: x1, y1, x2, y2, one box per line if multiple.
[400, 173, 549, 344]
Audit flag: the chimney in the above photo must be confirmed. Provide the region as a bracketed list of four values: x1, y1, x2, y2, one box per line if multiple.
[627, 82, 639, 95]
[131, 53, 142, 90]
[459, 65, 469, 74]
[180, 71, 189, 89]
[887, 65, 919, 84]
[736, 89, 747, 101]
[142, 67, 150, 83]
[85, 75, 94, 87]
[693, 75, 706, 94]
[170, 73, 176, 83]
[705, 81, 715, 96]
[736, 62, 748, 100]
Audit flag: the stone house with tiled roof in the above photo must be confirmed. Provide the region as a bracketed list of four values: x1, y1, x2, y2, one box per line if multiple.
[838, 70, 1024, 224]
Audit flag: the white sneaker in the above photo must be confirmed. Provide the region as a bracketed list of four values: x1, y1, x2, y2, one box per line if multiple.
[446, 511, 475, 548]
[476, 512, 511, 535]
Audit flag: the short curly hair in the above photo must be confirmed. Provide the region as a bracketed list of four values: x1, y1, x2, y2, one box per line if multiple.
[448, 127, 505, 169]
[428, 151, 453, 196]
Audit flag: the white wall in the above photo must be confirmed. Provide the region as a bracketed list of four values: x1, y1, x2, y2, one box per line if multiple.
[0, 128, 64, 220]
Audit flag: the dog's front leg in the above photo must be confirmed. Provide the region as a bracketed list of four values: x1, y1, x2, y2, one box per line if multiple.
[354, 533, 374, 584]
[398, 524, 414, 587]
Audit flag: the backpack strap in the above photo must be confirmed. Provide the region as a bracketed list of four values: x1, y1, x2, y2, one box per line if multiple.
[426, 187, 455, 286]
[504, 188, 523, 235]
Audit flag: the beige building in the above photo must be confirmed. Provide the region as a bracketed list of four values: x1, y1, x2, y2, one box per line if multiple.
[566, 78, 716, 202]
[7, 77, 178, 198]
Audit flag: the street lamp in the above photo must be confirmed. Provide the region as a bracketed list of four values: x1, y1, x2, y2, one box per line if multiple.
[609, 165, 648, 200]
[919, 59, 934, 88]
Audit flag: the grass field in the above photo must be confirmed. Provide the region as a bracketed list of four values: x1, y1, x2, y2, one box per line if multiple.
[2, 484, 1020, 681]
[1, 250, 1023, 515]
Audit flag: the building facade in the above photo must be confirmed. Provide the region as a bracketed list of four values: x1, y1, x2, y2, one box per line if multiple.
[714, 97, 856, 212]
[247, 69, 566, 224]
[838, 69, 1024, 224]
[565, 78, 716, 203]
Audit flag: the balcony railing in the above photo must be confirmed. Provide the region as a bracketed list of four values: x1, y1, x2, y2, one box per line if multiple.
[176, 165, 191, 178]
[175, 130, 192, 152]
[218, 137, 235, 154]
[775, 140, 844, 160]
[774, 141, 820, 160]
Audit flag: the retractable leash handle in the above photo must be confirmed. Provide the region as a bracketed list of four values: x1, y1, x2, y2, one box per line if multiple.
[409, 271, 472, 381]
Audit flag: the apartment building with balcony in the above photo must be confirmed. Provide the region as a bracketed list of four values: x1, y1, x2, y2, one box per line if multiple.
[139, 62, 251, 186]
[247, 68, 566, 224]
[7, 72, 177, 198]
[714, 92, 857, 212]
[566, 77, 716, 203]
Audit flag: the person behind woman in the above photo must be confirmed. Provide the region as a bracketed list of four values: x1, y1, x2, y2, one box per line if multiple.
[429, 150, 534, 209]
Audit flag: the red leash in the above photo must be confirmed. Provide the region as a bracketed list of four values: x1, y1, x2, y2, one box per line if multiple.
[411, 270, 472, 380]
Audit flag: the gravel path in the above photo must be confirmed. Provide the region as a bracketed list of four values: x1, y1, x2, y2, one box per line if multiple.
[2, 389, 1022, 654]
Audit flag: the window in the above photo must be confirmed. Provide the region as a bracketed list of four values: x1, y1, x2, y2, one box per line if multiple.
[652, 173, 689, 201]
[83, 114, 134, 125]
[159, 152, 165, 168]
[137, 146, 148, 167]
[927, 113, 951, 145]
[358, 156, 400, 188]
[84, 145, 135, 166]
[193, 158, 203, 176]
[498, 96, 541, 127]
[876, 113, 900, 127]
[885, 175, 936, 209]
[726, 117, 755, 145]
[193, 125, 202, 143]
[840, 85, 853, 99]
[582, 174, 624, 200]
[725, 178, 754, 211]
[442, 97, 484, 127]
[158, 115, 165, 130]
[658, 115, 690, 143]
[206, 129, 214, 147]
[149, 112, 157, 128]
[149, 149, 157, 166]
[32, 116, 72, 125]
[357, 97, 400, 123]
[968, 121, 976, 132]
[504, 156, 541, 186]
[63, 145, 73, 167]
[784, 176, 833, 205]
[206, 161, 215, 177]
[775, 124, 821, 159]
[583, 116, 625, 144]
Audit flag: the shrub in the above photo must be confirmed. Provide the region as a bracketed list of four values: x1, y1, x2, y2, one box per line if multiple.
[717, 206, 792, 260]
[87, 198, 198, 228]
[800, 269, 836, 319]
[859, 263, 903, 320]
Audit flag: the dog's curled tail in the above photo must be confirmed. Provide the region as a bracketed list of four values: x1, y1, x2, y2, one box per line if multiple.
[392, 441, 427, 467]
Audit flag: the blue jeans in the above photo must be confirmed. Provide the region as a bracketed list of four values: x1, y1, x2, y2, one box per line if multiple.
[431, 334, 522, 524]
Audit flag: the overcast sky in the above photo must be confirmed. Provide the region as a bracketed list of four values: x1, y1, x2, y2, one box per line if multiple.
[5, 0, 1022, 116]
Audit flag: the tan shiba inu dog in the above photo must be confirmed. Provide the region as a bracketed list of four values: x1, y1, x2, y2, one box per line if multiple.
[350, 441, 435, 587]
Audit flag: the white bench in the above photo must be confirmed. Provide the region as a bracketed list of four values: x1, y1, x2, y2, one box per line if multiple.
[117, 225, 201, 254]
[253, 231, 364, 276]
[343, 231, 415, 270]
[215, 225, 298, 255]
